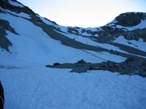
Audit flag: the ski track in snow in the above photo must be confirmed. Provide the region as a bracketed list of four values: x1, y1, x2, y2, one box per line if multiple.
[0, 66, 146, 109]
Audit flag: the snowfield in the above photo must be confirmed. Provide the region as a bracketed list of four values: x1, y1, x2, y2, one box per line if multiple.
[115, 36, 146, 52]
[0, 66, 146, 109]
[56, 30, 128, 54]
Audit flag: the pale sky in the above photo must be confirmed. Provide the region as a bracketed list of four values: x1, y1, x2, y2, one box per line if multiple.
[18, 0, 146, 27]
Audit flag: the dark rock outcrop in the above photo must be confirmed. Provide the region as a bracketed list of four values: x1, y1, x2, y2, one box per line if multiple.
[115, 12, 146, 27]
[123, 28, 146, 41]
[0, 20, 14, 51]
[0, 81, 4, 109]
[46, 57, 146, 77]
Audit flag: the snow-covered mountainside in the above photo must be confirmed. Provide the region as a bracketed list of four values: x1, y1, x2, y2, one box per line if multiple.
[0, 0, 146, 109]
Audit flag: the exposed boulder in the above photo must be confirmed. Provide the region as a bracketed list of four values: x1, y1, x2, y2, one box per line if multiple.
[53, 63, 60, 66]
[76, 59, 87, 64]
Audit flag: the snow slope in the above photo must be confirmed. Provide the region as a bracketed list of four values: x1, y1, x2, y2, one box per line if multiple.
[0, 12, 102, 66]
[0, 9, 127, 66]
[115, 36, 146, 52]
[0, 66, 146, 109]
[56, 30, 128, 54]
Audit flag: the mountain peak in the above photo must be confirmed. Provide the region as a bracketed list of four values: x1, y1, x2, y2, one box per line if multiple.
[115, 12, 146, 27]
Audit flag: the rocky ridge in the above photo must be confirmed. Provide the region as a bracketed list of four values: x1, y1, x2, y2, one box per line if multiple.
[46, 57, 146, 77]
[66, 12, 146, 42]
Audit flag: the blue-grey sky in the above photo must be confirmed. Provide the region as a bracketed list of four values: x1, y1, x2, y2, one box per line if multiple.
[18, 0, 146, 27]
